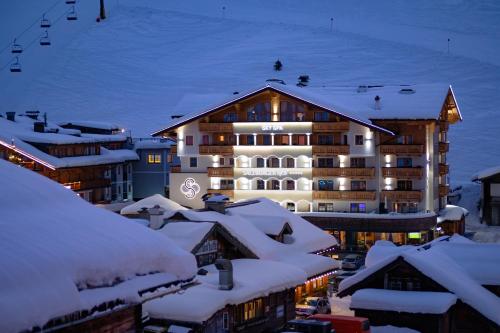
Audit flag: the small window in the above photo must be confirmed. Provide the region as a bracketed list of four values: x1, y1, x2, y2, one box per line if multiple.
[223, 112, 237, 122]
[355, 135, 364, 145]
[397, 158, 412, 168]
[256, 179, 265, 190]
[314, 111, 329, 121]
[318, 203, 334, 212]
[318, 158, 334, 168]
[229, 158, 234, 166]
[219, 157, 225, 166]
[190, 157, 197, 168]
[318, 135, 333, 145]
[351, 180, 367, 191]
[397, 180, 413, 191]
[222, 311, 229, 330]
[396, 135, 413, 144]
[285, 180, 295, 190]
[318, 180, 334, 191]
[147, 153, 161, 164]
[350, 157, 366, 168]
[286, 202, 295, 212]
[186, 135, 194, 146]
[285, 157, 295, 168]
[256, 158, 264, 168]
[247, 134, 255, 145]
[202, 135, 209, 145]
[342, 134, 348, 145]
[350, 203, 366, 213]
[267, 157, 279, 168]
[262, 135, 272, 145]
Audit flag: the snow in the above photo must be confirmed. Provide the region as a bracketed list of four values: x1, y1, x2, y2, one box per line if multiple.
[300, 211, 436, 220]
[158, 222, 215, 252]
[371, 326, 420, 333]
[206, 194, 229, 202]
[59, 120, 122, 131]
[472, 165, 500, 181]
[437, 205, 468, 223]
[168, 325, 192, 333]
[351, 289, 457, 314]
[144, 259, 307, 323]
[246, 215, 291, 236]
[0, 159, 197, 333]
[133, 138, 173, 150]
[120, 194, 187, 215]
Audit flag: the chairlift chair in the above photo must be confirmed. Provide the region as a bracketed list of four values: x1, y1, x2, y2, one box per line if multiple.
[39, 30, 51, 46]
[40, 14, 51, 28]
[11, 39, 23, 54]
[67, 6, 77, 21]
[10, 57, 21, 73]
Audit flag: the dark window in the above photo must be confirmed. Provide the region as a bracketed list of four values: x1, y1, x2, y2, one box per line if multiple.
[223, 312, 229, 330]
[314, 111, 329, 121]
[256, 158, 264, 168]
[397, 158, 413, 167]
[318, 180, 334, 191]
[355, 135, 364, 145]
[256, 179, 265, 190]
[350, 157, 366, 168]
[285, 157, 295, 168]
[318, 158, 334, 168]
[246, 134, 255, 145]
[247, 103, 271, 121]
[318, 203, 334, 212]
[318, 135, 333, 145]
[202, 135, 209, 145]
[223, 112, 237, 122]
[267, 157, 279, 168]
[285, 180, 295, 190]
[269, 179, 280, 190]
[229, 158, 234, 166]
[350, 203, 366, 213]
[186, 135, 194, 146]
[220, 179, 234, 189]
[396, 135, 413, 144]
[292, 134, 307, 145]
[190, 157, 197, 167]
[219, 157, 224, 166]
[262, 135, 272, 145]
[351, 180, 367, 191]
[397, 180, 413, 190]
[343, 135, 348, 145]
[286, 202, 295, 212]
[280, 102, 305, 121]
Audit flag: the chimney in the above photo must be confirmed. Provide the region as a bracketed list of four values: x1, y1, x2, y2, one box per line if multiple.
[215, 259, 233, 290]
[203, 194, 229, 214]
[6, 112, 15, 121]
[374, 95, 381, 110]
[34, 122, 45, 133]
[25, 110, 40, 120]
[147, 205, 165, 230]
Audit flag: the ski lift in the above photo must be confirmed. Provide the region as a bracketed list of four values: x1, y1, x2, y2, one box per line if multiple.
[65, 0, 76, 4]
[40, 14, 51, 28]
[67, 6, 77, 21]
[10, 57, 21, 73]
[11, 39, 23, 54]
[40, 30, 51, 46]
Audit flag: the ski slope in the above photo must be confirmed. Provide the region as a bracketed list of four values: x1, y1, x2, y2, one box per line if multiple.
[1, 0, 500, 184]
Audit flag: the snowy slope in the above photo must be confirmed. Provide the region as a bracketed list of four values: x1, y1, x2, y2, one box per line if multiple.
[1, 0, 500, 183]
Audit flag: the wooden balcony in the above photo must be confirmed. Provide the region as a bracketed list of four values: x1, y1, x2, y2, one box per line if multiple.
[380, 144, 424, 155]
[382, 167, 423, 179]
[312, 190, 376, 201]
[64, 179, 111, 191]
[312, 145, 350, 156]
[439, 163, 449, 175]
[381, 190, 422, 202]
[170, 145, 177, 154]
[439, 184, 450, 197]
[312, 122, 349, 132]
[170, 165, 181, 173]
[199, 122, 233, 132]
[439, 120, 449, 132]
[207, 188, 234, 198]
[208, 167, 234, 177]
[313, 167, 375, 178]
[199, 145, 234, 155]
[439, 142, 449, 153]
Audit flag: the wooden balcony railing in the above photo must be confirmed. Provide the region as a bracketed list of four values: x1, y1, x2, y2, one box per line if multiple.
[439, 163, 449, 175]
[382, 167, 423, 179]
[439, 121, 449, 132]
[199, 122, 233, 132]
[312, 190, 376, 201]
[312, 167, 375, 178]
[199, 145, 234, 155]
[207, 188, 234, 198]
[439, 184, 450, 197]
[170, 145, 177, 154]
[170, 165, 181, 173]
[207, 167, 234, 177]
[380, 144, 424, 155]
[381, 190, 422, 202]
[64, 179, 111, 191]
[312, 122, 349, 132]
[312, 145, 350, 156]
[439, 142, 449, 153]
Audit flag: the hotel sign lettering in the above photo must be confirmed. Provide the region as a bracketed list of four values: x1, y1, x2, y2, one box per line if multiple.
[261, 124, 284, 131]
[242, 169, 304, 177]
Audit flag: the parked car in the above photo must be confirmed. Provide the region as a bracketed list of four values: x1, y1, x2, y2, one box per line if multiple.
[296, 297, 331, 317]
[341, 254, 364, 270]
[283, 319, 335, 333]
[308, 314, 370, 333]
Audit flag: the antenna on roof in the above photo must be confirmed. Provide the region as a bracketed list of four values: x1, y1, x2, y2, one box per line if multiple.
[374, 95, 381, 110]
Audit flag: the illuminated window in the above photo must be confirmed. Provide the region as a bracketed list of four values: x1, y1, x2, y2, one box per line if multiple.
[243, 299, 263, 321]
[350, 203, 366, 213]
[355, 135, 364, 145]
[148, 154, 161, 164]
[318, 203, 334, 212]
[218, 135, 225, 142]
[186, 135, 194, 146]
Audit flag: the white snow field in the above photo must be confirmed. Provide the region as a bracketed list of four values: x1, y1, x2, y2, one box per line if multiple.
[1, 0, 500, 183]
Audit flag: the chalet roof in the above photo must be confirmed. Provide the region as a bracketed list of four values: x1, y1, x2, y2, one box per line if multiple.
[158, 222, 215, 252]
[338, 236, 500, 325]
[120, 194, 187, 215]
[472, 165, 500, 181]
[0, 160, 197, 333]
[152, 82, 461, 137]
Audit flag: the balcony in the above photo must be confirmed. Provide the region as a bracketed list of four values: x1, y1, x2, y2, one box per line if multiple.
[207, 188, 234, 198]
[170, 145, 177, 154]
[64, 179, 111, 191]
[381, 190, 422, 202]
[199, 122, 233, 132]
[382, 167, 423, 179]
[170, 165, 181, 173]
[312, 122, 349, 132]
[199, 145, 234, 155]
[312, 190, 376, 201]
[439, 163, 449, 175]
[439, 142, 449, 153]
[313, 167, 375, 178]
[312, 145, 350, 156]
[208, 167, 234, 177]
[439, 120, 449, 132]
[380, 144, 424, 155]
[439, 184, 450, 197]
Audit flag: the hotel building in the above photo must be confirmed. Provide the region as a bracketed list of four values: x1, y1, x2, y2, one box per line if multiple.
[153, 83, 461, 248]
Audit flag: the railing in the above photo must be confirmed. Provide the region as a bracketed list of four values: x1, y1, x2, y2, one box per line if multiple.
[64, 179, 111, 191]
[439, 184, 450, 197]
[439, 163, 449, 175]
[439, 121, 449, 132]
[170, 165, 181, 173]
[207, 188, 234, 197]
[199, 122, 233, 132]
[199, 145, 234, 155]
[312, 190, 376, 200]
[380, 144, 424, 155]
[313, 167, 375, 178]
[312, 122, 349, 132]
[381, 190, 422, 202]
[382, 167, 423, 178]
[439, 142, 449, 153]
[312, 145, 350, 156]
[207, 167, 234, 177]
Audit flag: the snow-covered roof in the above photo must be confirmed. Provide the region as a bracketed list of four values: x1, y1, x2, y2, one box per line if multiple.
[245, 215, 291, 236]
[0, 160, 197, 333]
[121, 194, 188, 215]
[133, 138, 173, 150]
[300, 211, 436, 220]
[472, 165, 500, 181]
[351, 289, 457, 314]
[437, 205, 468, 223]
[152, 83, 459, 137]
[144, 259, 307, 323]
[158, 222, 215, 252]
[339, 235, 500, 325]
[59, 120, 122, 131]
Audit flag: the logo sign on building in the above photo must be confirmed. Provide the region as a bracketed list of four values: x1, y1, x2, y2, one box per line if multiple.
[180, 178, 201, 199]
[261, 124, 284, 131]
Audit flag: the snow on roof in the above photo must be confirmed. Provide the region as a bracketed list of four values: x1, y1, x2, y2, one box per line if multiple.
[205, 194, 229, 202]
[144, 259, 307, 323]
[245, 215, 291, 236]
[158, 222, 215, 252]
[133, 138, 173, 150]
[437, 205, 468, 223]
[351, 289, 457, 314]
[121, 194, 188, 215]
[472, 165, 500, 181]
[59, 120, 122, 131]
[365, 241, 413, 268]
[300, 211, 436, 220]
[0, 160, 197, 332]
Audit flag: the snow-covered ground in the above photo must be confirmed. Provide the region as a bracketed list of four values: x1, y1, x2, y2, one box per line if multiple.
[1, 0, 500, 184]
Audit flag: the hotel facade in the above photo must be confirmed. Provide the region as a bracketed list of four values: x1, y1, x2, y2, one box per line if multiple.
[153, 83, 461, 248]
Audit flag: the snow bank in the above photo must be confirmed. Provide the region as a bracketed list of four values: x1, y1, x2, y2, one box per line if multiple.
[121, 194, 187, 215]
[371, 326, 420, 333]
[351, 289, 457, 314]
[0, 160, 197, 332]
